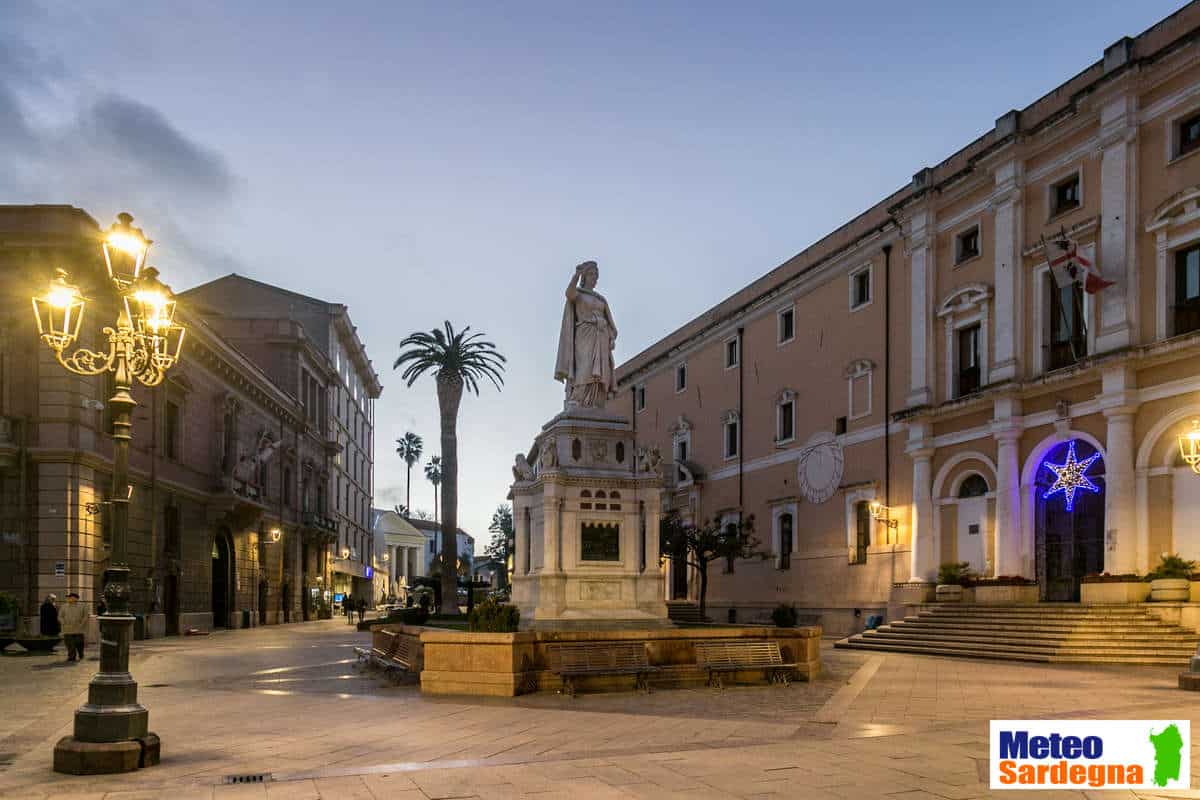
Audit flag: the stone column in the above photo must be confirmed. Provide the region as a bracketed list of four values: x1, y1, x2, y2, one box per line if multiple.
[514, 501, 529, 576]
[991, 160, 1021, 382]
[907, 208, 933, 407]
[908, 446, 936, 582]
[993, 428, 1023, 578]
[1096, 96, 1136, 354]
[1104, 407, 1137, 574]
[542, 496, 561, 575]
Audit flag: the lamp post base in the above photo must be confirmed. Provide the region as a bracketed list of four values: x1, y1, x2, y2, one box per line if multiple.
[1180, 672, 1200, 691]
[53, 732, 159, 775]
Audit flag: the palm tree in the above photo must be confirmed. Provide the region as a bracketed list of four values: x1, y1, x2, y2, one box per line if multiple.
[395, 321, 505, 616]
[395, 431, 423, 515]
[424, 456, 442, 523]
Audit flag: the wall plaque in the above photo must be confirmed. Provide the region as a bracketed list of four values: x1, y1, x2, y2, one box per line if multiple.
[580, 522, 620, 561]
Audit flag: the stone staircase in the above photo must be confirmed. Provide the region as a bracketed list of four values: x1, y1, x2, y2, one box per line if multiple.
[835, 604, 1200, 666]
[666, 601, 708, 625]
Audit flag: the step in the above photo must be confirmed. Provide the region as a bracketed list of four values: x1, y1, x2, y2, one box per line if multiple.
[865, 629, 1198, 649]
[835, 638, 1191, 666]
[859, 631, 1195, 657]
[892, 621, 1185, 637]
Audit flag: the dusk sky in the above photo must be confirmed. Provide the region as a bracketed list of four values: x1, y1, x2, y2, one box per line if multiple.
[1, 1, 1184, 549]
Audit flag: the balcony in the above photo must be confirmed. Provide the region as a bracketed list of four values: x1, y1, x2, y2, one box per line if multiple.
[302, 511, 338, 533]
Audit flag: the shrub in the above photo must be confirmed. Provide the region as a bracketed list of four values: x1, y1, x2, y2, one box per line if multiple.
[0, 592, 18, 617]
[771, 603, 798, 628]
[1146, 553, 1197, 581]
[360, 605, 429, 631]
[937, 561, 975, 586]
[467, 598, 520, 632]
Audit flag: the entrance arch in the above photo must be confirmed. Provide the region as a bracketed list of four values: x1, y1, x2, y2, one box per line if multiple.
[212, 529, 234, 628]
[1033, 439, 1106, 602]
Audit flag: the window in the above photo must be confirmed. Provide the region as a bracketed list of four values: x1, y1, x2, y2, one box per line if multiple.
[724, 522, 737, 573]
[1174, 245, 1200, 336]
[1052, 173, 1080, 216]
[778, 398, 795, 443]
[1177, 111, 1200, 158]
[635, 385, 646, 412]
[778, 307, 795, 343]
[725, 337, 739, 369]
[958, 473, 989, 498]
[164, 505, 181, 557]
[779, 513, 793, 570]
[1046, 275, 1086, 370]
[846, 360, 873, 420]
[955, 226, 980, 264]
[835, 416, 847, 436]
[675, 363, 687, 392]
[162, 400, 180, 461]
[850, 266, 872, 309]
[852, 502, 870, 564]
[283, 467, 293, 507]
[675, 438, 688, 483]
[956, 324, 981, 397]
[723, 416, 739, 459]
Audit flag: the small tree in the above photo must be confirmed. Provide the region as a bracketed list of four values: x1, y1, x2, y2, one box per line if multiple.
[486, 504, 514, 588]
[395, 431, 423, 513]
[425, 456, 443, 523]
[659, 512, 761, 618]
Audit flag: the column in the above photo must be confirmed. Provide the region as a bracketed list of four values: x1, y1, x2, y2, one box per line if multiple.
[909, 447, 935, 582]
[907, 209, 933, 407]
[514, 501, 529, 576]
[1104, 408, 1137, 574]
[1096, 96, 1136, 353]
[993, 428, 1023, 577]
[991, 160, 1020, 382]
[542, 494, 561, 574]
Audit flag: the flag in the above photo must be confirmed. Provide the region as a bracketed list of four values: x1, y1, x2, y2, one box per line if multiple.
[1044, 237, 1114, 294]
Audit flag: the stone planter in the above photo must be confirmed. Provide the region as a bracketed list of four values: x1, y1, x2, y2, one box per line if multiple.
[973, 583, 1038, 605]
[16, 636, 60, 653]
[1150, 578, 1190, 602]
[935, 584, 964, 602]
[1081, 580, 1150, 604]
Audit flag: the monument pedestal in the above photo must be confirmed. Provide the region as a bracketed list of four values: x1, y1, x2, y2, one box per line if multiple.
[511, 405, 667, 629]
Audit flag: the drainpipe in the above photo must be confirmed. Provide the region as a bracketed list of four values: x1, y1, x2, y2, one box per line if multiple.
[630, 385, 637, 477]
[882, 244, 892, 542]
[737, 326, 744, 515]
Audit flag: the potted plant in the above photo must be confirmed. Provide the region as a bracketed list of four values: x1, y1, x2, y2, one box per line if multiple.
[771, 603, 798, 628]
[0, 592, 17, 653]
[1146, 554, 1196, 602]
[936, 562, 975, 602]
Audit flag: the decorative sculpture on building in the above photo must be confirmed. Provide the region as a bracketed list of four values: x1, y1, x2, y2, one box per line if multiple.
[555, 261, 618, 409]
[232, 431, 282, 497]
[512, 452, 536, 481]
[636, 445, 664, 477]
[539, 435, 559, 470]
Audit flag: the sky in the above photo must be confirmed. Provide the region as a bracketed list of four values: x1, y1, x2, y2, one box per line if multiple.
[1, 0, 1187, 551]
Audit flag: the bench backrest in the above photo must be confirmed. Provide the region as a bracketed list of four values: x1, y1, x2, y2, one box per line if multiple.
[695, 640, 783, 668]
[554, 642, 649, 672]
[392, 635, 416, 666]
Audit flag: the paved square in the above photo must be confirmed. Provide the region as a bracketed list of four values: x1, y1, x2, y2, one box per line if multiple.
[1, 620, 1197, 798]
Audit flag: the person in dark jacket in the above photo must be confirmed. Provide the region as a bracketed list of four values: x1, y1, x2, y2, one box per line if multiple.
[40, 595, 61, 637]
[356, 597, 366, 623]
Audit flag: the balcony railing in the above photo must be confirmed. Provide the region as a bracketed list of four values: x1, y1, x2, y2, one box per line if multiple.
[1046, 336, 1086, 372]
[301, 511, 338, 533]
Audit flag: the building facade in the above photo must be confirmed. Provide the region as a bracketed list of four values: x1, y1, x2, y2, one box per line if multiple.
[408, 518, 475, 576]
[0, 205, 339, 634]
[182, 275, 382, 603]
[372, 507, 426, 598]
[616, 6, 1200, 634]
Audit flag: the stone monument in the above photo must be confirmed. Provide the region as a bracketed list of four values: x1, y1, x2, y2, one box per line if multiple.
[510, 261, 667, 628]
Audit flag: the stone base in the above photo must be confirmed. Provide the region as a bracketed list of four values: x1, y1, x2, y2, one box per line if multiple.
[1179, 672, 1200, 691]
[53, 732, 159, 775]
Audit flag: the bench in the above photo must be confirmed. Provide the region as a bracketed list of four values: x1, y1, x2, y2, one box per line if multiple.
[355, 631, 416, 682]
[694, 640, 796, 689]
[550, 642, 658, 697]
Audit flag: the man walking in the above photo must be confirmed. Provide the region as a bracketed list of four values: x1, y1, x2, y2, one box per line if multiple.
[40, 594, 60, 638]
[59, 592, 87, 663]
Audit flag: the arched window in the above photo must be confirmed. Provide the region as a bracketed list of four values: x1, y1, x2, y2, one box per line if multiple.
[571, 438, 582, 461]
[958, 473, 989, 498]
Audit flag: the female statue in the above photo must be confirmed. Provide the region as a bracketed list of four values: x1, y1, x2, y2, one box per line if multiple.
[554, 261, 618, 409]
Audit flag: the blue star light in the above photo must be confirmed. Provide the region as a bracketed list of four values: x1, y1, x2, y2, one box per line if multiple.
[1041, 441, 1102, 512]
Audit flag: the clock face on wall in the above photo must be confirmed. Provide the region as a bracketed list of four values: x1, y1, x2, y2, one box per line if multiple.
[797, 431, 844, 504]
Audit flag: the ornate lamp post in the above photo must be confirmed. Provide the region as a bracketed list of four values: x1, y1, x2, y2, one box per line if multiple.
[42, 213, 184, 774]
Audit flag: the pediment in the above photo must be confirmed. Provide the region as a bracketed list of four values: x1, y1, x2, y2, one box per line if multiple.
[937, 283, 992, 318]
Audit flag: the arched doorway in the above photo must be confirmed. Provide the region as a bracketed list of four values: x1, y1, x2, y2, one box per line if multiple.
[1035, 440, 1106, 602]
[163, 573, 179, 636]
[212, 530, 234, 628]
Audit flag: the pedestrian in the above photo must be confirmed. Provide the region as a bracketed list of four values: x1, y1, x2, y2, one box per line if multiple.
[345, 595, 354, 624]
[59, 592, 88, 663]
[96, 597, 107, 616]
[356, 597, 366, 623]
[39, 594, 60, 638]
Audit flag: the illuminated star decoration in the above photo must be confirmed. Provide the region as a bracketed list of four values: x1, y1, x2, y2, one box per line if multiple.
[1041, 441, 1102, 512]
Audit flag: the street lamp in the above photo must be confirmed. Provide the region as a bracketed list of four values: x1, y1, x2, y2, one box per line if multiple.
[46, 214, 183, 775]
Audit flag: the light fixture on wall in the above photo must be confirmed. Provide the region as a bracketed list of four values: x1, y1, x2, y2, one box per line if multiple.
[269, 528, 282, 543]
[1179, 420, 1200, 475]
[868, 501, 899, 530]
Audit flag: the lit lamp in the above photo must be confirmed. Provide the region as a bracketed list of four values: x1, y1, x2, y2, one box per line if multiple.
[269, 528, 282, 543]
[44, 213, 183, 776]
[341, 547, 351, 560]
[1179, 420, 1200, 476]
[869, 501, 899, 530]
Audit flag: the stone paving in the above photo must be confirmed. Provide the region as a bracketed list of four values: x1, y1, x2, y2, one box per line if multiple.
[0, 619, 1198, 799]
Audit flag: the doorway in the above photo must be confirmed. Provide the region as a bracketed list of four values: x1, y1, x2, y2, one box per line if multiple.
[164, 573, 179, 636]
[670, 550, 688, 600]
[1035, 440, 1105, 602]
[212, 531, 233, 627]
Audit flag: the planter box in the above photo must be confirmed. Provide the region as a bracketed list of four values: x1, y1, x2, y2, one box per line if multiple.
[935, 584, 965, 602]
[1191, 581, 1200, 603]
[1081, 580, 1150, 604]
[17, 637, 60, 653]
[973, 583, 1038, 605]
[1150, 578, 1190, 602]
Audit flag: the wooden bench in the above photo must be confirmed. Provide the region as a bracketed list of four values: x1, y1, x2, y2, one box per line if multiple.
[355, 631, 416, 682]
[550, 642, 657, 697]
[694, 640, 796, 688]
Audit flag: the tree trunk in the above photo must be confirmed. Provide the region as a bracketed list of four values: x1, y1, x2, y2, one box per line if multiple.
[436, 370, 464, 616]
[405, 465, 411, 514]
[697, 558, 709, 619]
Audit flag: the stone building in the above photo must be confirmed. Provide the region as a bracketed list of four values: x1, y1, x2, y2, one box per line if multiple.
[409, 518, 474, 576]
[181, 275, 382, 603]
[615, 6, 1200, 634]
[0, 205, 373, 634]
[371, 507, 426, 597]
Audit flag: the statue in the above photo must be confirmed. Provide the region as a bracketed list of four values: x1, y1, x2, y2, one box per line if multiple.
[636, 445, 663, 478]
[512, 453, 535, 482]
[555, 261, 618, 409]
[539, 435, 559, 470]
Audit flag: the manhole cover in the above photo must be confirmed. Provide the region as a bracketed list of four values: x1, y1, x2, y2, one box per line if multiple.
[224, 773, 271, 784]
